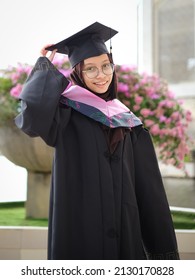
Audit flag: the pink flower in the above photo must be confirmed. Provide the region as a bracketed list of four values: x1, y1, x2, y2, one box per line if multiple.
[120, 65, 136, 72]
[150, 124, 160, 135]
[159, 100, 175, 108]
[151, 93, 159, 99]
[167, 90, 175, 98]
[166, 158, 176, 165]
[10, 83, 23, 98]
[11, 72, 20, 83]
[159, 115, 166, 122]
[177, 141, 189, 160]
[133, 105, 140, 111]
[118, 82, 129, 93]
[178, 99, 184, 105]
[177, 162, 185, 169]
[164, 118, 172, 125]
[171, 111, 181, 121]
[52, 54, 69, 68]
[186, 110, 192, 122]
[59, 69, 71, 77]
[145, 87, 155, 97]
[133, 84, 140, 91]
[135, 95, 143, 105]
[145, 119, 155, 127]
[9, 64, 31, 84]
[123, 100, 130, 107]
[140, 78, 148, 85]
[140, 108, 151, 118]
[124, 91, 130, 98]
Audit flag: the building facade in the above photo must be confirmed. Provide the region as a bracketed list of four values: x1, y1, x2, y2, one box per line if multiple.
[137, 0, 195, 146]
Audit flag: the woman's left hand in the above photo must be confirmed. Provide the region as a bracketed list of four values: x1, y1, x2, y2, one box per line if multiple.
[40, 44, 57, 62]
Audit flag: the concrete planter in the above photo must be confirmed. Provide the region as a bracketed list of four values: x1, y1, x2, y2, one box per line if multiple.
[0, 121, 53, 218]
[0, 226, 194, 260]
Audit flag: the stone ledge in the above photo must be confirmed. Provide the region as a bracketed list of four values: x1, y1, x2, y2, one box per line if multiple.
[0, 226, 194, 260]
[159, 162, 194, 178]
[0, 227, 47, 260]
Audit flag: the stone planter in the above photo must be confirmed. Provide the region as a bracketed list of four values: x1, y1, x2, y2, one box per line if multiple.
[0, 120, 53, 218]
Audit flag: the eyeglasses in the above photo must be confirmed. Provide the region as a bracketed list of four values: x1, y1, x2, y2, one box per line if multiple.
[82, 63, 114, 79]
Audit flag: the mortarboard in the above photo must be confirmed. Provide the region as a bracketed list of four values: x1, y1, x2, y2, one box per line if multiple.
[46, 22, 118, 68]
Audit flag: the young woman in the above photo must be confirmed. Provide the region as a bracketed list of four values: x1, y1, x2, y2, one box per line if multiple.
[15, 22, 179, 260]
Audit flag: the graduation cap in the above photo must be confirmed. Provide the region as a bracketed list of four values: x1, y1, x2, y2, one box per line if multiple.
[46, 22, 118, 68]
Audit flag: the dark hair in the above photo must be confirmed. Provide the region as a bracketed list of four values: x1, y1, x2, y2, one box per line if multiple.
[70, 53, 118, 100]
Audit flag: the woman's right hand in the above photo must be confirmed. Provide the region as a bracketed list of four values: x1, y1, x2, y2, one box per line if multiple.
[40, 44, 57, 62]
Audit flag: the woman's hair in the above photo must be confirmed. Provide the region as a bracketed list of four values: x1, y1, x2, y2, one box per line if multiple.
[70, 53, 118, 100]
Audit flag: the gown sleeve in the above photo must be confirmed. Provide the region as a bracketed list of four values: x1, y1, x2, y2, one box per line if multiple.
[132, 125, 180, 259]
[15, 57, 70, 146]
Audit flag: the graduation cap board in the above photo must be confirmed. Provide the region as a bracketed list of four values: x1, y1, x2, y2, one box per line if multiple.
[46, 22, 118, 68]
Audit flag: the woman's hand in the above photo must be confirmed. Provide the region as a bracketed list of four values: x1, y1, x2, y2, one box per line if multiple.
[40, 44, 57, 62]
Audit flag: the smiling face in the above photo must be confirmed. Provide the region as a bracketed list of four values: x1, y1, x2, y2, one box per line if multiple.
[82, 54, 114, 95]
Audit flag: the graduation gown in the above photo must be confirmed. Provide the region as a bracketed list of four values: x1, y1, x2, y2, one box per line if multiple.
[15, 57, 179, 260]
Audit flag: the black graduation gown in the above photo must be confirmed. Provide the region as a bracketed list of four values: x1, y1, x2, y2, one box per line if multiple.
[15, 57, 179, 260]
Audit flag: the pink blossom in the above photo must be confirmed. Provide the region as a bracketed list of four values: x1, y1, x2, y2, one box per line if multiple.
[159, 100, 175, 108]
[167, 90, 175, 98]
[153, 107, 164, 117]
[133, 105, 140, 111]
[145, 119, 155, 127]
[118, 82, 129, 93]
[140, 108, 151, 118]
[170, 128, 178, 137]
[11, 72, 20, 83]
[164, 118, 172, 125]
[133, 84, 139, 91]
[9, 64, 31, 84]
[151, 93, 160, 99]
[185, 110, 192, 122]
[120, 65, 136, 72]
[145, 87, 155, 97]
[59, 69, 71, 77]
[171, 111, 181, 121]
[16, 64, 24, 73]
[124, 91, 130, 98]
[10, 83, 23, 98]
[177, 141, 189, 160]
[123, 100, 130, 107]
[176, 126, 185, 139]
[140, 78, 148, 85]
[159, 128, 169, 136]
[177, 162, 185, 169]
[159, 115, 167, 122]
[166, 158, 176, 165]
[178, 99, 184, 105]
[52, 54, 69, 68]
[135, 95, 143, 105]
[150, 124, 160, 136]
[17, 64, 31, 75]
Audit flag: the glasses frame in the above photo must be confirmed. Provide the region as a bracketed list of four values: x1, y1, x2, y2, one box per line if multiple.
[82, 63, 115, 79]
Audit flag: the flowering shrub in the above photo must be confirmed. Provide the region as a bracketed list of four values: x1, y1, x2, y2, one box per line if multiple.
[0, 56, 71, 124]
[0, 55, 192, 170]
[116, 65, 192, 170]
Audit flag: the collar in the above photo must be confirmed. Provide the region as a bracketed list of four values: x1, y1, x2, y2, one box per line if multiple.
[60, 82, 142, 128]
